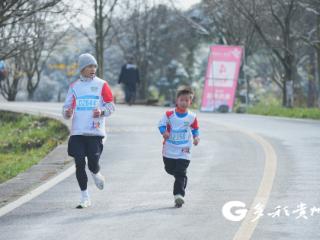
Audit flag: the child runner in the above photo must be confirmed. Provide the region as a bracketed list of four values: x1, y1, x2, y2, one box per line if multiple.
[62, 53, 115, 208]
[158, 87, 200, 207]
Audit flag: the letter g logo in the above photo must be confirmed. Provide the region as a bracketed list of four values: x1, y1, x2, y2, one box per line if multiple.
[222, 201, 248, 222]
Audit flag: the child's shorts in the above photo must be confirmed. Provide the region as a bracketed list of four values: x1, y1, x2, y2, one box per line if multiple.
[68, 135, 104, 161]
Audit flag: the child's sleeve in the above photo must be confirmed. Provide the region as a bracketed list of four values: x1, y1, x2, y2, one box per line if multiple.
[62, 86, 75, 119]
[158, 113, 168, 134]
[101, 82, 115, 117]
[191, 117, 199, 137]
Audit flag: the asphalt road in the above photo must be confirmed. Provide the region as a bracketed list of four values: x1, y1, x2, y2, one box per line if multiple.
[0, 102, 319, 240]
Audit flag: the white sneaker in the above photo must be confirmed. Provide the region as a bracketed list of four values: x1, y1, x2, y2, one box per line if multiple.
[76, 198, 91, 209]
[174, 194, 185, 208]
[91, 172, 105, 190]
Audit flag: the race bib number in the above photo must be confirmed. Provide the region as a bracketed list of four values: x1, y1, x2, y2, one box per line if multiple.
[168, 129, 188, 144]
[76, 95, 99, 111]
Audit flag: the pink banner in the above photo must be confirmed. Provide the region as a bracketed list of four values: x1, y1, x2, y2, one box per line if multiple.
[201, 45, 243, 112]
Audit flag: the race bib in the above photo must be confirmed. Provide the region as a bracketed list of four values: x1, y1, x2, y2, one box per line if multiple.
[75, 95, 99, 111]
[168, 129, 188, 144]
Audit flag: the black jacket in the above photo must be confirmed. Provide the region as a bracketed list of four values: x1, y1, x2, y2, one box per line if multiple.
[118, 64, 140, 90]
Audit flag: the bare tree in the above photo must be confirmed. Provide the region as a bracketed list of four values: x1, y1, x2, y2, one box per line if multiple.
[0, 0, 62, 27]
[230, 0, 306, 107]
[318, 13, 320, 106]
[20, 11, 66, 100]
[0, 56, 23, 101]
[94, 0, 118, 78]
[0, 1, 71, 101]
[112, 0, 162, 99]
[0, 17, 29, 101]
[201, 0, 258, 56]
[192, 0, 261, 104]
[0, 0, 63, 59]
[72, 0, 119, 79]
[297, 0, 320, 106]
[113, 2, 195, 99]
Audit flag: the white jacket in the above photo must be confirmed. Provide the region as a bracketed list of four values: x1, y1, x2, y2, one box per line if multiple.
[62, 76, 115, 137]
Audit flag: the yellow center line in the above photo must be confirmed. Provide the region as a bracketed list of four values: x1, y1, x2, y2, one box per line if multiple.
[232, 130, 277, 240]
[203, 118, 277, 239]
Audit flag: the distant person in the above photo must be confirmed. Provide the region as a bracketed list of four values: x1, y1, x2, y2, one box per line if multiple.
[118, 56, 140, 105]
[158, 87, 200, 208]
[62, 53, 115, 208]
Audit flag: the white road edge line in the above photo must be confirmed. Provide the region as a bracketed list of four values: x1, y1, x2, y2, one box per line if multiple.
[0, 106, 109, 218]
[0, 106, 75, 217]
[0, 165, 75, 217]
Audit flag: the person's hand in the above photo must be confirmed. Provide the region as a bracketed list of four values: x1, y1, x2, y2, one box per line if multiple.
[93, 108, 102, 118]
[193, 136, 200, 146]
[65, 108, 73, 118]
[162, 131, 170, 140]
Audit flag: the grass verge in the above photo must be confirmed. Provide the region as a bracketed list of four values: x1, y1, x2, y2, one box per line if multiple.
[0, 110, 69, 183]
[247, 104, 320, 120]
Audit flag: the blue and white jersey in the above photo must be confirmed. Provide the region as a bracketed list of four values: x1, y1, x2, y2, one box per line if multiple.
[158, 108, 199, 160]
[62, 76, 114, 137]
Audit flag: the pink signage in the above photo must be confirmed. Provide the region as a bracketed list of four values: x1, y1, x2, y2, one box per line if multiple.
[201, 45, 243, 112]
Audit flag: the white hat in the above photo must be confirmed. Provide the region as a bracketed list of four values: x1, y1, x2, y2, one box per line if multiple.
[78, 53, 97, 72]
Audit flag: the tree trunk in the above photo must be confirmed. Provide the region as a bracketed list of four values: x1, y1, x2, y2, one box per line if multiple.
[282, 16, 295, 108]
[94, 0, 105, 79]
[307, 52, 317, 107]
[27, 75, 34, 101]
[282, 56, 296, 108]
[284, 65, 294, 108]
[186, 45, 195, 82]
[317, 14, 320, 107]
[28, 90, 35, 101]
[282, 80, 287, 107]
[26, 71, 41, 101]
[7, 76, 19, 101]
[139, 62, 148, 100]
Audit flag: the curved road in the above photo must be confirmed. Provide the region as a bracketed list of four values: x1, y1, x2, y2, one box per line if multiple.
[0, 102, 319, 240]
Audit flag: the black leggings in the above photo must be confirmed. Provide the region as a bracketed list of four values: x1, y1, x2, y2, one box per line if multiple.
[163, 157, 190, 197]
[68, 135, 104, 191]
